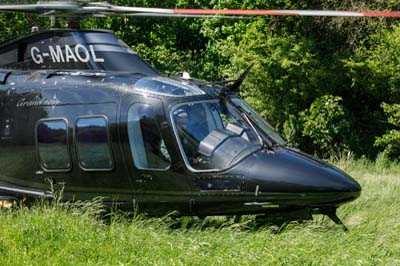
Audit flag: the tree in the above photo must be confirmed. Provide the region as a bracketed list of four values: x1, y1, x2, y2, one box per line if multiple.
[1, 0, 400, 159]
[375, 103, 400, 159]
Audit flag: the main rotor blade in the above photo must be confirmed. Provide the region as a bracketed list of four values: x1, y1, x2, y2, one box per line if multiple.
[1, 2, 400, 18]
[86, 4, 400, 18]
[125, 13, 252, 19]
[170, 9, 400, 18]
[0, 3, 81, 14]
[88, 5, 400, 18]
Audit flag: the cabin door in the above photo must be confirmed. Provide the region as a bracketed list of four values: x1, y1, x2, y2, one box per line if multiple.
[120, 95, 192, 214]
[32, 101, 134, 205]
[0, 77, 40, 191]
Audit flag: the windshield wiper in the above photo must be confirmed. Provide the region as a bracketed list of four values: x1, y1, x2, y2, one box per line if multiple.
[241, 111, 271, 148]
[221, 96, 274, 149]
[231, 101, 284, 149]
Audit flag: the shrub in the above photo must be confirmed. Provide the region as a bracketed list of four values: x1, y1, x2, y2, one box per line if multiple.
[301, 95, 350, 157]
[375, 102, 400, 159]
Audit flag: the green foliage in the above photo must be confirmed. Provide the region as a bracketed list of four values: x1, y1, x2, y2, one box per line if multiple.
[301, 95, 350, 157]
[227, 22, 321, 128]
[1, 0, 400, 159]
[282, 114, 303, 147]
[343, 23, 400, 157]
[375, 103, 400, 158]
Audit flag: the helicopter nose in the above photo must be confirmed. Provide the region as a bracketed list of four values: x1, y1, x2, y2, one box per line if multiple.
[230, 148, 361, 206]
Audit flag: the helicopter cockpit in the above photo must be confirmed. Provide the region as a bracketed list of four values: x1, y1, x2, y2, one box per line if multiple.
[171, 98, 287, 172]
[130, 74, 288, 172]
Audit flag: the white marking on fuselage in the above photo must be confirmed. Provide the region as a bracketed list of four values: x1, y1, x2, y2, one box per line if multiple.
[30, 45, 105, 65]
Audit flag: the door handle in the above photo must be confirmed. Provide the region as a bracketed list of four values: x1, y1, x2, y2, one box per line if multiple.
[137, 174, 153, 183]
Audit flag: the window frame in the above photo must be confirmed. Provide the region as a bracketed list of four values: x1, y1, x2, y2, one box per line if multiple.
[73, 115, 114, 172]
[127, 102, 171, 171]
[169, 100, 224, 173]
[35, 117, 72, 173]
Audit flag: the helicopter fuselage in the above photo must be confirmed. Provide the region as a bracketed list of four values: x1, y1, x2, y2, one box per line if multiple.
[0, 30, 361, 222]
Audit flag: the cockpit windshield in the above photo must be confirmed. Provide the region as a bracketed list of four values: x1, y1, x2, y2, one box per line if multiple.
[171, 100, 263, 171]
[231, 98, 287, 146]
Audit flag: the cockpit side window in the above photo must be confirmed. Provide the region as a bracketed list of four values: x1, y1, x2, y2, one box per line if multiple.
[171, 100, 262, 172]
[127, 103, 171, 170]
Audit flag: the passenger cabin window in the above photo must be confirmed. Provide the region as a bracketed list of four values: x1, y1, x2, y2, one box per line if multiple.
[127, 103, 171, 170]
[75, 117, 113, 171]
[36, 119, 71, 171]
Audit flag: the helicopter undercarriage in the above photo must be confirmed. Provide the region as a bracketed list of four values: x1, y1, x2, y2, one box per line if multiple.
[252, 207, 348, 230]
[0, 182, 350, 230]
[182, 188, 359, 230]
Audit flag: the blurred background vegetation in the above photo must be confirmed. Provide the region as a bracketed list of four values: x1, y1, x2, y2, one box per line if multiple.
[0, 0, 399, 160]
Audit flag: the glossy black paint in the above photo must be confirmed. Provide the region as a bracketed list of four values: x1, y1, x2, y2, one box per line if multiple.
[0, 30, 361, 218]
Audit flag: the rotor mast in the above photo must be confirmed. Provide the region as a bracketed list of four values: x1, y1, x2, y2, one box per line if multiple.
[48, 15, 81, 29]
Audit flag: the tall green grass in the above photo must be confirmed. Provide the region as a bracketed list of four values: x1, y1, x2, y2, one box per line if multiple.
[0, 159, 399, 265]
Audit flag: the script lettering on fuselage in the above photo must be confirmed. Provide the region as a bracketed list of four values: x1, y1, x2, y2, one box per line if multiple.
[31, 45, 105, 65]
[16, 97, 60, 108]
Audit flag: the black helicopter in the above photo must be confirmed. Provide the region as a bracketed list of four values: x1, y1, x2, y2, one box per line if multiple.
[3, 1, 394, 228]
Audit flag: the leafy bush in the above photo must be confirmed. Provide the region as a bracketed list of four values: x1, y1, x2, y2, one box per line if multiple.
[375, 103, 400, 159]
[301, 95, 350, 157]
[1, 0, 400, 160]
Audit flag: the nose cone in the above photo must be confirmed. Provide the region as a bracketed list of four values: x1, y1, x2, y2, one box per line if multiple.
[228, 148, 361, 205]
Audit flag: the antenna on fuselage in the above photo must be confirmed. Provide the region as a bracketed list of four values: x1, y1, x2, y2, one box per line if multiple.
[226, 63, 254, 94]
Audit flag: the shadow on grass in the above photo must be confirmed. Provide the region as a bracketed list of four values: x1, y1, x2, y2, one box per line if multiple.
[8, 186, 347, 235]
[105, 210, 346, 234]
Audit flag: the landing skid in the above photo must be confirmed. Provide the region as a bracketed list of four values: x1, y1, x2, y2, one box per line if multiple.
[255, 208, 313, 227]
[318, 207, 348, 231]
[255, 207, 349, 231]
